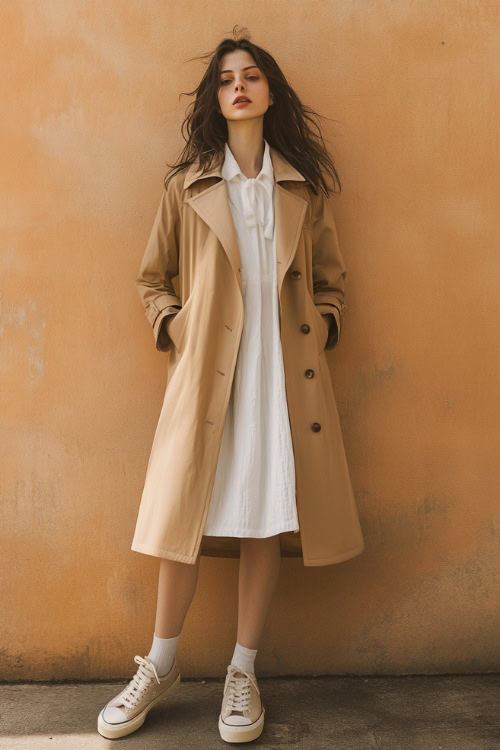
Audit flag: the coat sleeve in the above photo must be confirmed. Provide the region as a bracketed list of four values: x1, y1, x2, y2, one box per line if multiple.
[311, 189, 348, 349]
[135, 180, 183, 352]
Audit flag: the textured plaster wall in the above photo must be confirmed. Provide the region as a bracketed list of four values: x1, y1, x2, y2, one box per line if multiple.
[1, 1, 498, 680]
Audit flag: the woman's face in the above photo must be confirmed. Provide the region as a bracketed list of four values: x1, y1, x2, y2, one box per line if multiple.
[217, 49, 271, 122]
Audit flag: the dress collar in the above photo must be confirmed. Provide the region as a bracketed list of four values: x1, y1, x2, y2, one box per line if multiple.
[221, 138, 274, 184]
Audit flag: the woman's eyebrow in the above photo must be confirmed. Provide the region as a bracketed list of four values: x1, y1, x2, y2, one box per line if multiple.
[220, 65, 260, 74]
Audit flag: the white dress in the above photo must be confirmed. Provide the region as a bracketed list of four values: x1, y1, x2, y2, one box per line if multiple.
[203, 139, 300, 538]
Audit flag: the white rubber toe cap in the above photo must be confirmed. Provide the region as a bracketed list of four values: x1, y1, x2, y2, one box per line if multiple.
[102, 705, 128, 724]
[223, 714, 253, 725]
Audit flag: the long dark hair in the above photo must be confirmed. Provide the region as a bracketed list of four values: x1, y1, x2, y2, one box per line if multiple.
[164, 25, 342, 197]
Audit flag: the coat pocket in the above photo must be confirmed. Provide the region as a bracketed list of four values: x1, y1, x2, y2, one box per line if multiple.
[306, 293, 329, 354]
[167, 298, 191, 353]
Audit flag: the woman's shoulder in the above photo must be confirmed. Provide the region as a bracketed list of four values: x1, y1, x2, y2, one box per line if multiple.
[281, 178, 316, 207]
[163, 168, 190, 196]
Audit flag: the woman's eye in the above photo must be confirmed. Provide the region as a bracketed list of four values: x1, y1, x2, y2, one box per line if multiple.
[220, 76, 259, 85]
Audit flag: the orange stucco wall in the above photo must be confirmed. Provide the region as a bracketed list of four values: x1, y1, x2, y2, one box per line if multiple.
[2, 2, 498, 680]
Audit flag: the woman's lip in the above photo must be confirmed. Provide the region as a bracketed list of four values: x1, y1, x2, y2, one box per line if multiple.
[234, 99, 251, 105]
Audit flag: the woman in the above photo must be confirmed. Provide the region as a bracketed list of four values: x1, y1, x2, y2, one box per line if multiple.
[98, 27, 364, 744]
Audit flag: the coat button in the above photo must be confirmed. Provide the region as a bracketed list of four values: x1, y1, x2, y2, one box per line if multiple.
[291, 270, 301, 279]
[311, 422, 321, 432]
[300, 323, 311, 334]
[305, 368, 314, 378]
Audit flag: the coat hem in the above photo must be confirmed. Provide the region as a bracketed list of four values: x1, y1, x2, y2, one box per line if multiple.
[131, 539, 364, 566]
[302, 541, 365, 567]
[131, 540, 199, 564]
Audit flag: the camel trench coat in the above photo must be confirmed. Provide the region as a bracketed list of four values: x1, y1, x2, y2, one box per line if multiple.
[131, 145, 365, 566]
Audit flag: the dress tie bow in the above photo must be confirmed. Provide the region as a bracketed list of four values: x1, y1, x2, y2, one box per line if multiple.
[239, 175, 274, 239]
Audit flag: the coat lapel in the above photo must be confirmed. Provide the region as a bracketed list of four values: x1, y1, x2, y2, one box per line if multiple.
[184, 145, 309, 301]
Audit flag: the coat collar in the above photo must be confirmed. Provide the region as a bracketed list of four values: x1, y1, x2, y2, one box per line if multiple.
[183, 142, 306, 189]
[183, 142, 310, 307]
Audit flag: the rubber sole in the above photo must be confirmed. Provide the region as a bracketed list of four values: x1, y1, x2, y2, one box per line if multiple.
[97, 671, 181, 739]
[218, 706, 265, 743]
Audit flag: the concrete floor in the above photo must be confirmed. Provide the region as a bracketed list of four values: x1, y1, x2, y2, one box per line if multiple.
[0, 674, 498, 749]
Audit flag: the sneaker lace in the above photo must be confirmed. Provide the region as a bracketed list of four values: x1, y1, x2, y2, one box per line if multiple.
[225, 665, 259, 715]
[120, 655, 161, 709]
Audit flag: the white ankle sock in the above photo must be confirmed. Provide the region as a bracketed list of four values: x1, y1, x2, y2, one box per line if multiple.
[230, 641, 258, 675]
[147, 633, 180, 677]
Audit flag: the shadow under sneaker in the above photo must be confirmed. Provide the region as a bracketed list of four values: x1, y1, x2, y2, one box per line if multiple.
[97, 654, 181, 739]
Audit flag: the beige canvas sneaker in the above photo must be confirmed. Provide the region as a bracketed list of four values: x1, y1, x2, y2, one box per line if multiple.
[218, 664, 265, 743]
[97, 654, 181, 739]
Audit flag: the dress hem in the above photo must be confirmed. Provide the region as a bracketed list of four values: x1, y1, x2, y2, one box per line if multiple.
[203, 521, 300, 538]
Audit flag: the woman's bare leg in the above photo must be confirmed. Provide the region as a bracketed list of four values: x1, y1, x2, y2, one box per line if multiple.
[236, 535, 281, 649]
[153, 549, 202, 638]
